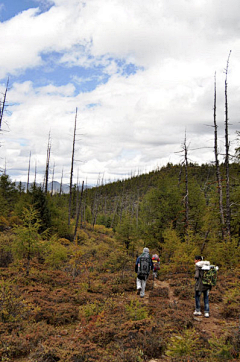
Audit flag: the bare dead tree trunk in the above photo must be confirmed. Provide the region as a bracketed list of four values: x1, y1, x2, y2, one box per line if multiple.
[51, 162, 55, 196]
[75, 169, 80, 217]
[92, 175, 101, 228]
[34, 161, 37, 185]
[111, 196, 120, 229]
[74, 180, 84, 241]
[60, 169, 63, 195]
[27, 151, 31, 192]
[184, 133, 189, 236]
[136, 189, 139, 229]
[0, 78, 9, 130]
[224, 51, 232, 239]
[213, 72, 225, 239]
[44, 132, 51, 194]
[68, 108, 78, 226]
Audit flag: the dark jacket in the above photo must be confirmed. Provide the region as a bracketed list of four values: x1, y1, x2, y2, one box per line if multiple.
[195, 264, 211, 292]
[135, 252, 153, 278]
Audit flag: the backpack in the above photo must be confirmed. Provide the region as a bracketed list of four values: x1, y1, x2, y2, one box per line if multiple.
[202, 265, 218, 287]
[152, 254, 160, 271]
[137, 254, 151, 278]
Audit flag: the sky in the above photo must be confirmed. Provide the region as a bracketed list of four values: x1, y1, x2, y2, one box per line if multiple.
[0, 0, 240, 186]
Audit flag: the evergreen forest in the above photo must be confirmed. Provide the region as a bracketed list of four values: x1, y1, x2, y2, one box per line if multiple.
[0, 159, 240, 361]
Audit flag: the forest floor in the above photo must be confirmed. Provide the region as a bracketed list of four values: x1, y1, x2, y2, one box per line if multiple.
[1, 263, 239, 362]
[131, 275, 239, 362]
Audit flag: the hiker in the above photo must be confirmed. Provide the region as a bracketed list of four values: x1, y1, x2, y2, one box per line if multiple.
[193, 256, 211, 318]
[135, 247, 153, 298]
[152, 254, 160, 279]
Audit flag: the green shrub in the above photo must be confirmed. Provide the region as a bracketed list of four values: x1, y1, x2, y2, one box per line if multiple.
[44, 241, 68, 269]
[208, 335, 234, 360]
[0, 279, 35, 323]
[125, 300, 148, 321]
[79, 301, 103, 321]
[166, 328, 199, 357]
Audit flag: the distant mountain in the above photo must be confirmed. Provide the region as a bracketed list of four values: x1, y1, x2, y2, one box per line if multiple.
[15, 181, 70, 194]
[14, 181, 93, 193]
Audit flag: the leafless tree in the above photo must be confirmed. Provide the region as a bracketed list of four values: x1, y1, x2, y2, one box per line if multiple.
[224, 50, 232, 239]
[27, 151, 31, 192]
[34, 161, 37, 186]
[0, 78, 9, 130]
[91, 175, 101, 228]
[213, 72, 225, 238]
[44, 132, 51, 194]
[74, 180, 84, 241]
[60, 168, 63, 195]
[184, 133, 189, 235]
[68, 108, 78, 226]
[51, 162, 55, 196]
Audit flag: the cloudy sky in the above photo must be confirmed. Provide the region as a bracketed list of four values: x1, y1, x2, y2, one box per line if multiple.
[0, 0, 240, 186]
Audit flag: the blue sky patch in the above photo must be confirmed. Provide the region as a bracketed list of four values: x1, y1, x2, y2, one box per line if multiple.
[7, 50, 140, 95]
[0, 0, 53, 22]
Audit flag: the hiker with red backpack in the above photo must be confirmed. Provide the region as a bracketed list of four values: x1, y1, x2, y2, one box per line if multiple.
[193, 255, 218, 318]
[135, 247, 153, 298]
[152, 254, 160, 279]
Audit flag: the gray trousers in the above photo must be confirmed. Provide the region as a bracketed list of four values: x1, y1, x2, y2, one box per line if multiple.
[137, 277, 147, 297]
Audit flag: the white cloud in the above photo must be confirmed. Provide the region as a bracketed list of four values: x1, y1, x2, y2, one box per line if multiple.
[0, 0, 240, 185]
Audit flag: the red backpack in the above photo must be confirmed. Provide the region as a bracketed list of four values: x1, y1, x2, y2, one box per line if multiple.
[152, 254, 160, 271]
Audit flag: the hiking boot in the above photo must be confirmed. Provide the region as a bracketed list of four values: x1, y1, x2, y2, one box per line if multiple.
[204, 312, 209, 318]
[137, 288, 141, 295]
[140, 295, 144, 298]
[193, 310, 202, 316]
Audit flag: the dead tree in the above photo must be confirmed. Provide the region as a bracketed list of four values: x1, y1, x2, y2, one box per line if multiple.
[44, 132, 51, 194]
[213, 72, 225, 238]
[51, 162, 55, 196]
[91, 175, 101, 228]
[34, 161, 37, 186]
[27, 151, 31, 192]
[224, 51, 232, 239]
[60, 169, 63, 195]
[0, 78, 9, 130]
[68, 108, 78, 226]
[74, 180, 84, 241]
[75, 169, 80, 217]
[184, 133, 189, 236]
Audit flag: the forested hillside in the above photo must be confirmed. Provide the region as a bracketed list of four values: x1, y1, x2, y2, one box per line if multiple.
[0, 162, 240, 361]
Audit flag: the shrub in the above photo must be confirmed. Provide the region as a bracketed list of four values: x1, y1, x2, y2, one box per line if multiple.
[125, 300, 148, 321]
[44, 242, 68, 269]
[0, 279, 36, 323]
[0, 216, 9, 232]
[166, 328, 199, 358]
[208, 334, 235, 360]
[79, 301, 103, 321]
[0, 234, 13, 267]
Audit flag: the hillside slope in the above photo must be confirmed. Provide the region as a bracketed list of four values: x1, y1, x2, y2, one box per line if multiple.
[0, 227, 239, 362]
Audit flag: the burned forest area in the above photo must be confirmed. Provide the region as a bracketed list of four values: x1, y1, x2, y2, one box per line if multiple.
[0, 160, 240, 362]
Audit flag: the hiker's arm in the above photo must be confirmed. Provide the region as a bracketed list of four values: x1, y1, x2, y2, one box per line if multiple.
[195, 267, 200, 279]
[135, 258, 139, 273]
[150, 259, 153, 270]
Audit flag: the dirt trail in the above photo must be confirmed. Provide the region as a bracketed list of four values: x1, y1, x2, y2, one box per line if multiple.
[136, 277, 226, 362]
[147, 278, 223, 335]
[140, 278, 176, 304]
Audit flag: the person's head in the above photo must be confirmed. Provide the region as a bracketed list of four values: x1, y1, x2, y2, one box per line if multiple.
[143, 247, 149, 253]
[195, 255, 203, 263]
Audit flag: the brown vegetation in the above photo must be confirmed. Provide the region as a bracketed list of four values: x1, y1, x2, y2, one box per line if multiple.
[0, 223, 239, 362]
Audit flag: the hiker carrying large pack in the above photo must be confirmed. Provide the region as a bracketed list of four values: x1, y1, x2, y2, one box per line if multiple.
[135, 247, 153, 298]
[152, 254, 160, 279]
[193, 255, 219, 318]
